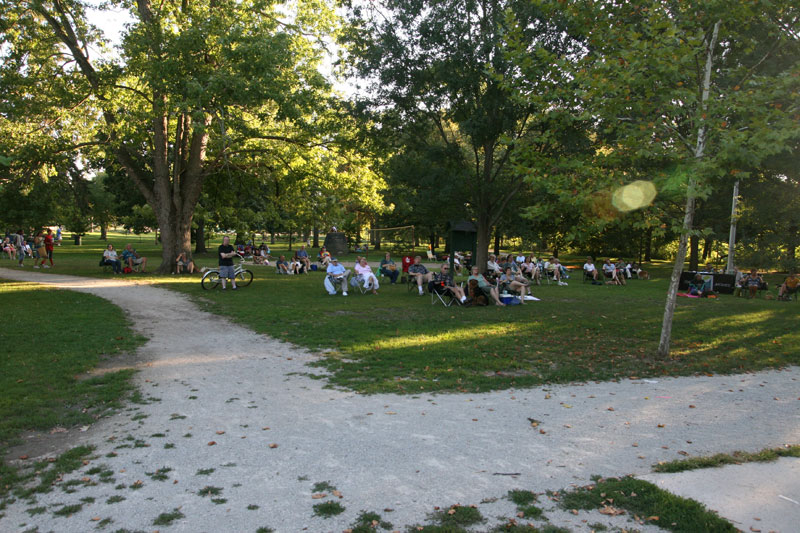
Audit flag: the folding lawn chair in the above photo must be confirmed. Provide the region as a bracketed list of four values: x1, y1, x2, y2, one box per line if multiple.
[350, 275, 370, 294]
[426, 279, 455, 306]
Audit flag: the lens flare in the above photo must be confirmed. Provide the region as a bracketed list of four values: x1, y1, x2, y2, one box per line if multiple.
[612, 180, 657, 212]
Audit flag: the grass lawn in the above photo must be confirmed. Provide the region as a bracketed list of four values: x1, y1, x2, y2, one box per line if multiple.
[4, 230, 798, 395]
[0, 278, 144, 496]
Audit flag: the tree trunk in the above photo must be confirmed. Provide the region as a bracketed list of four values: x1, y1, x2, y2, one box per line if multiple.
[100, 224, 107, 240]
[689, 235, 699, 271]
[726, 179, 739, 273]
[195, 217, 206, 253]
[288, 231, 293, 251]
[312, 226, 319, 248]
[493, 230, 500, 256]
[475, 213, 491, 275]
[429, 232, 437, 251]
[701, 237, 712, 262]
[644, 228, 653, 261]
[658, 19, 720, 358]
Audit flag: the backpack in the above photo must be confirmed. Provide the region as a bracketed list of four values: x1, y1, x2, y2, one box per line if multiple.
[123, 267, 132, 274]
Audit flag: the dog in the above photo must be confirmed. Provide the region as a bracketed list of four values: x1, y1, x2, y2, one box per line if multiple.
[638, 270, 650, 280]
[466, 279, 488, 306]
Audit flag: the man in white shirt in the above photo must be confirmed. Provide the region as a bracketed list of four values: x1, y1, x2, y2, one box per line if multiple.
[325, 258, 350, 296]
[583, 257, 599, 281]
[487, 254, 502, 276]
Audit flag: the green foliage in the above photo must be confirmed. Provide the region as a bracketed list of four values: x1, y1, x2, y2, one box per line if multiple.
[153, 508, 185, 526]
[312, 500, 345, 518]
[560, 476, 735, 532]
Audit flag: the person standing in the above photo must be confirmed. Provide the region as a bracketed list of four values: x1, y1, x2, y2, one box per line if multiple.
[13, 230, 26, 267]
[44, 228, 55, 267]
[218, 235, 238, 290]
[33, 231, 48, 268]
[56, 226, 62, 246]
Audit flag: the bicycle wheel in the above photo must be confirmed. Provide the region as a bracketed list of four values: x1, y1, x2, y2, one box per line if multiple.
[237, 269, 254, 287]
[201, 270, 221, 290]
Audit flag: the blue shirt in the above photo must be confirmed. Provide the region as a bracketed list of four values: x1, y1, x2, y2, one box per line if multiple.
[327, 264, 345, 276]
[297, 249, 308, 258]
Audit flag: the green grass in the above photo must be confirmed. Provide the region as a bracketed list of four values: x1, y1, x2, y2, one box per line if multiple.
[312, 500, 345, 518]
[0, 279, 144, 446]
[8, 230, 800, 395]
[152, 508, 184, 526]
[311, 480, 337, 493]
[653, 444, 800, 473]
[197, 486, 223, 497]
[559, 476, 736, 532]
[349, 510, 393, 532]
[162, 258, 800, 394]
[426, 505, 483, 528]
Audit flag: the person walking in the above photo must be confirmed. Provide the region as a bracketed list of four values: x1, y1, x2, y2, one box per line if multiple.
[44, 228, 55, 267]
[218, 236, 238, 290]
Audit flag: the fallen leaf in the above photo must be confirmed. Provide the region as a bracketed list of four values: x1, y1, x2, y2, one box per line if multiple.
[385, 411, 397, 415]
[91, 517, 100, 521]
[648, 516, 659, 521]
[570, 509, 578, 515]
[607, 407, 615, 411]
[311, 493, 326, 499]
[216, 430, 225, 435]
[657, 424, 665, 428]
[447, 509, 456, 515]
[561, 403, 573, 408]
[678, 451, 689, 456]
[544, 394, 551, 399]
[598, 505, 625, 516]
[268, 443, 278, 449]
[207, 441, 216, 446]
[262, 427, 270, 430]
[333, 490, 342, 498]
[18, 455, 28, 460]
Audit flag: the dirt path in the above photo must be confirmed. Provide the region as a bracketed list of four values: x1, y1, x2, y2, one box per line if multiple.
[1, 268, 798, 532]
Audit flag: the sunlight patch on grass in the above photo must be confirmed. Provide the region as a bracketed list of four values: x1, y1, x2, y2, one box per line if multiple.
[349, 322, 527, 353]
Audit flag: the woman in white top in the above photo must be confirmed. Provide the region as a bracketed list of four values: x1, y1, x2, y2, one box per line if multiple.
[103, 244, 123, 274]
[354, 257, 380, 294]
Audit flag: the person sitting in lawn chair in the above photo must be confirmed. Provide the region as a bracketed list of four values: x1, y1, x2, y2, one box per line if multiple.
[408, 255, 433, 295]
[296, 245, 312, 273]
[583, 257, 600, 283]
[429, 264, 467, 305]
[291, 252, 306, 274]
[353, 257, 380, 294]
[602, 258, 623, 285]
[468, 266, 505, 306]
[486, 254, 503, 277]
[324, 257, 350, 296]
[499, 266, 535, 302]
[122, 244, 147, 273]
[276, 255, 291, 274]
[778, 272, 798, 300]
[745, 269, 765, 298]
[545, 257, 567, 285]
[520, 255, 540, 284]
[318, 246, 331, 267]
[379, 252, 399, 284]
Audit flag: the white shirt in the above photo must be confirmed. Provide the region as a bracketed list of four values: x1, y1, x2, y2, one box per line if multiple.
[487, 260, 502, 273]
[584, 262, 596, 272]
[104, 249, 118, 260]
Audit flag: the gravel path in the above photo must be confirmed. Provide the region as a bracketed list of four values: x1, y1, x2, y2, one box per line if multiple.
[1, 268, 798, 532]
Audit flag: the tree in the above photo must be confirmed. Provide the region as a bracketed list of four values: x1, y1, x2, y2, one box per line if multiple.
[340, 0, 586, 269]
[3, 0, 338, 271]
[558, 0, 800, 355]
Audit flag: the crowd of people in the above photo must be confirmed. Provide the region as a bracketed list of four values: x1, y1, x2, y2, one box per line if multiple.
[2, 228, 59, 268]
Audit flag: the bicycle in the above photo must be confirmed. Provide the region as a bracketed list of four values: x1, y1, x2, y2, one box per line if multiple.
[201, 254, 254, 290]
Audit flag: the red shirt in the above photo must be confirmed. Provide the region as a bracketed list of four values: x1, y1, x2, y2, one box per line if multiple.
[44, 234, 54, 251]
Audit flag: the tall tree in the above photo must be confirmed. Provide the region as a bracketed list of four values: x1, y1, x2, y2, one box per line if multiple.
[340, 0, 585, 269]
[3, 0, 337, 271]
[558, 0, 800, 355]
